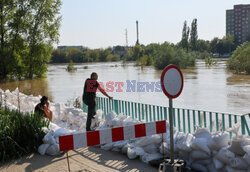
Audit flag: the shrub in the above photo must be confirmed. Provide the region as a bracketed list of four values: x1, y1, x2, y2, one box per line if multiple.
[0, 108, 49, 162]
[227, 42, 250, 74]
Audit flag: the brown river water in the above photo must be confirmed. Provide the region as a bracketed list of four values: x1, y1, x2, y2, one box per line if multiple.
[0, 59, 250, 115]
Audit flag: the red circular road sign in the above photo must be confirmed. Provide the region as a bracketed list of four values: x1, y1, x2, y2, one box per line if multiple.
[160, 64, 184, 99]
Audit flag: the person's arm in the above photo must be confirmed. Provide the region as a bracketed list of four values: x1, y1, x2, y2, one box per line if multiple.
[98, 86, 113, 99]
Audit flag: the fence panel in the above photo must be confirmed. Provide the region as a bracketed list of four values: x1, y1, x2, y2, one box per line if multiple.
[93, 96, 249, 136]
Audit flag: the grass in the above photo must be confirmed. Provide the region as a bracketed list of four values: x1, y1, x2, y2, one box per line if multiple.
[0, 106, 49, 162]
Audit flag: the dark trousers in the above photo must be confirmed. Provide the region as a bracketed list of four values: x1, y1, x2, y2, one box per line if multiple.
[84, 99, 96, 131]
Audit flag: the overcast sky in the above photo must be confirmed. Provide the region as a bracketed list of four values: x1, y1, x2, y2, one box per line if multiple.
[58, 0, 249, 49]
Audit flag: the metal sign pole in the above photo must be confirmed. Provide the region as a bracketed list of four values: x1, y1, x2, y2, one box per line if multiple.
[169, 98, 174, 164]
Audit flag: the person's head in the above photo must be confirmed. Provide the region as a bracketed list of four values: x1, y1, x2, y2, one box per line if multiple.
[91, 72, 98, 80]
[40, 96, 48, 105]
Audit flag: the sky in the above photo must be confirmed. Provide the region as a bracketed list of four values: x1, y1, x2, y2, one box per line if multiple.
[58, 0, 249, 49]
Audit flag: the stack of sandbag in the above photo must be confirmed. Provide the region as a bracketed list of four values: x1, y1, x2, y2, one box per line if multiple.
[38, 123, 70, 156]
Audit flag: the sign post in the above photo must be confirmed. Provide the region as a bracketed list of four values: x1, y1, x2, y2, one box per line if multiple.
[160, 64, 184, 164]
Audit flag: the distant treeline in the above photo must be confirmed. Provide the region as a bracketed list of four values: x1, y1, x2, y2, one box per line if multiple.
[50, 46, 122, 63]
[52, 19, 244, 70]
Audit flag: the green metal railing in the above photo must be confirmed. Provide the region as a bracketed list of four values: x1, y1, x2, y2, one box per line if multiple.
[82, 96, 250, 136]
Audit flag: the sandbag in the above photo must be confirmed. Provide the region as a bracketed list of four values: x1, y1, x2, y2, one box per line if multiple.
[212, 157, 224, 170]
[43, 132, 56, 145]
[38, 144, 50, 155]
[135, 135, 161, 147]
[101, 142, 114, 151]
[229, 138, 246, 156]
[215, 147, 235, 165]
[243, 153, 250, 165]
[143, 144, 159, 154]
[46, 144, 60, 155]
[230, 157, 248, 170]
[191, 138, 211, 155]
[210, 132, 230, 151]
[122, 144, 128, 154]
[141, 153, 162, 164]
[127, 146, 138, 159]
[176, 133, 193, 152]
[105, 111, 116, 126]
[193, 128, 211, 140]
[190, 150, 210, 160]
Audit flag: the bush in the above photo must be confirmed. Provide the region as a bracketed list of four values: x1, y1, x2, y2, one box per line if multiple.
[0, 108, 49, 162]
[154, 42, 196, 69]
[227, 42, 250, 74]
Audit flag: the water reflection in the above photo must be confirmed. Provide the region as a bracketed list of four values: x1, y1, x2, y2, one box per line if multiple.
[0, 78, 53, 101]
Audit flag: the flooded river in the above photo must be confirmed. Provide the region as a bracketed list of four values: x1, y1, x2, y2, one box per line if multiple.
[0, 60, 250, 115]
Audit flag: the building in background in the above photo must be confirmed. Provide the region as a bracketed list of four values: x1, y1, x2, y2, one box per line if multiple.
[226, 4, 250, 43]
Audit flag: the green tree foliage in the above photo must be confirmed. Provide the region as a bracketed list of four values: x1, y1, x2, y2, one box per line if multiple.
[227, 42, 250, 74]
[180, 21, 190, 52]
[154, 42, 196, 69]
[0, 0, 62, 80]
[190, 18, 198, 51]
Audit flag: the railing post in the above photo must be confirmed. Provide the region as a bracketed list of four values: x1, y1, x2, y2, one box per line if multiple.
[241, 115, 246, 135]
[114, 99, 118, 114]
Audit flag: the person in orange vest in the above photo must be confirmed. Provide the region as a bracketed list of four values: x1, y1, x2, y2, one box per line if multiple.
[82, 72, 112, 131]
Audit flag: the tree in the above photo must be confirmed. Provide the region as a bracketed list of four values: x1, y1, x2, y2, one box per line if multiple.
[190, 18, 198, 51]
[25, 0, 62, 79]
[227, 42, 250, 74]
[0, 0, 62, 80]
[180, 21, 190, 52]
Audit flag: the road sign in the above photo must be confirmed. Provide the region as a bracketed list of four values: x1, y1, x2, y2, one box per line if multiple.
[161, 65, 183, 99]
[160, 64, 184, 165]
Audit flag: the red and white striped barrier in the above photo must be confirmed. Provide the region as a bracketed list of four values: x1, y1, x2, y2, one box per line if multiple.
[59, 120, 167, 151]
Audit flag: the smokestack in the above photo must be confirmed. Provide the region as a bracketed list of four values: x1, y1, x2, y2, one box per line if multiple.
[136, 20, 139, 45]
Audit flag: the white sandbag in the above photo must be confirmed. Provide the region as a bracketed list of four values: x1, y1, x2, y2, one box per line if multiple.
[46, 144, 60, 155]
[38, 144, 50, 155]
[127, 147, 138, 159]
[191, 163, 208, 172]
[190, 150, 210, 160]
[43, 132, 56, 145]
[101, 142, 114, 151]
[194, 128, 211, 140]
[191, 138, 211, 155]
[210, 132, 230, 151]
[49, 123, 69, 136]
[123, 116, 140, 126]
[111, 147, 121, 152]
[215, 146, 235, 165]
[134, 147, 145, 156]
[229, 137, 246, 156]
[135, 135, 161, 147]
[122, 144, 128, 154]
[212, 157, 224, 169]
[176, 133, 194, 152]
[113, 140, 128, 149]
[105, 111, 117, 126]
[230, 157, 248, 170]
[243, 145, 250, 154]
[143, 144, 159, 154]
[141, 153, 162, 164]
[225, 166, 246, 172]
[243, 153, 250, 165]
